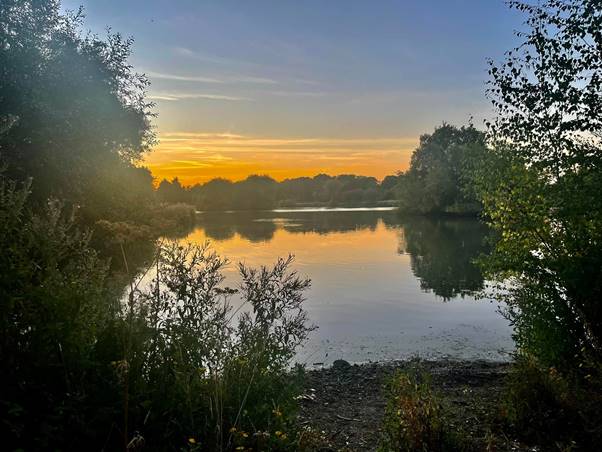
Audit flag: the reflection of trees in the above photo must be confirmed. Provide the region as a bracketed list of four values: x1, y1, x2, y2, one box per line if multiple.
[197, 210, 399, 242]
[280, 211, 384, 234]
[195, 212, 489, 300]
[398, 217, 490, 299]
[196, 212, 277, 242]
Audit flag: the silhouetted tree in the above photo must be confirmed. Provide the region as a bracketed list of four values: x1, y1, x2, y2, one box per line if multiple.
[0, 0, 155, 219]
[157, 177, 189, 204]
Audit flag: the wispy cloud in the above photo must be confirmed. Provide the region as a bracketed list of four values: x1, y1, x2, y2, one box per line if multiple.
[168, 47, 324, 86]
[146, 71, 223, 84]
[156, 132, 417, 151]
[148, 92, 251, 102]
[269, 90, 327, 98]
[231, 76, 278, 85]
[146, 69, 279, 86]
[172, 46, 241, 66]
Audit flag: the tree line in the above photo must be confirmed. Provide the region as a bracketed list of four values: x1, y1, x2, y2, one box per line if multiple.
[157, 173, 400, 211]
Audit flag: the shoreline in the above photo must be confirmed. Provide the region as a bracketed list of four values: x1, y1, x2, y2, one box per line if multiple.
[297, 359, 532, 451]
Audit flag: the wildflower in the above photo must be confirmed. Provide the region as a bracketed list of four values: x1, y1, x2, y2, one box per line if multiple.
[275, 430, 283, 437]
[229, 427, 237, 433]
[188, 437, 196, 444]
[272, 407, 282, 417]
[241, 432, 249, 438]
[236, 447, 244, 451]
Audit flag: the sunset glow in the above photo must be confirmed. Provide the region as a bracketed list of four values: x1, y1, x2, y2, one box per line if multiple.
[143, 133, 417, 185]
[61, 0, 520, 185]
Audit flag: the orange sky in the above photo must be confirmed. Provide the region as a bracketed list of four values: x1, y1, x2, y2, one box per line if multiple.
[143, 132, 417, 186]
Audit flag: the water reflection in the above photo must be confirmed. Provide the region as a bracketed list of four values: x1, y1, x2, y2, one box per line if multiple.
[195, 209, 489, 299]
[174, 209, 511, 363]
[398, 217, 490, 300]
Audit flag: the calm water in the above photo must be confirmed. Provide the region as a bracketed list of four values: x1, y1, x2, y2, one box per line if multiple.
[176, 208, 513, 365]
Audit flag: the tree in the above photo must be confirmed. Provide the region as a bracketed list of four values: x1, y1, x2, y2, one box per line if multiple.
[232, 175, 278, 210]
[197, 178, 235, 211]
[157, 177, 189, 204]
[0, 0, 155, 218]
[481, 0, 602, 367]
[398, 124, 486, 215]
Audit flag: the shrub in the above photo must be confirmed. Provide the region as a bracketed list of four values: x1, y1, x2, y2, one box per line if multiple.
[0, 172, 113, 449]
[118, 243, 315, 450]
[379, 365, 471, 452]
[149, 202, 197, 233]
[501, 357, 602, 449]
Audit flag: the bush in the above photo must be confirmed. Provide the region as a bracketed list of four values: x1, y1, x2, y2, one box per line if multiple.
[149, 202, 197, 233]
[116, 243, 315, 450]
[379, 365, 471, 452]
[501, 357, 602, 450]
[0, 173, 113, 449]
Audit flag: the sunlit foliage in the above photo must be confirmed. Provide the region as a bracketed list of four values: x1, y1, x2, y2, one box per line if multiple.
[0, 0, 156, 220]
[397, 123, 487, 215]
[480, 0, 602, 368]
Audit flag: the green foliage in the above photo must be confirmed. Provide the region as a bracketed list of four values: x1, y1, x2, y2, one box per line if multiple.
[120, 244, 315, 450]
[1, 170, 314, 450]
[479, 0, 602, 369]
[0, 0, 156, 221]
[159, 173, 400, 211]
[0, 171, 113, 449]
[501, 358, 602, 449]
[379, 366, 472, 452]
[397, 124, 486, 215]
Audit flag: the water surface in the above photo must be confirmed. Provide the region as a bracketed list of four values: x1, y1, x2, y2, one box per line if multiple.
[180, 209, 513, 365]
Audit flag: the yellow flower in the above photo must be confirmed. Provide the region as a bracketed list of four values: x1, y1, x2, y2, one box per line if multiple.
[235, 447, 244, 451]
[272, 407, 282, 417]
[281, 433, 288, 440]
[241, 432, 248, 438]
[188, 437, 196, 444]
[229, 427, 237, 433]
[275, 430, 283, 437]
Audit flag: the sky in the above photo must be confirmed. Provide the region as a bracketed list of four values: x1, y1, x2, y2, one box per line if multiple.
[62, 0, 523, 186]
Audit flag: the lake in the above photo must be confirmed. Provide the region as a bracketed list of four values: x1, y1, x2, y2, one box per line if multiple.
[174, 208, 513, 366]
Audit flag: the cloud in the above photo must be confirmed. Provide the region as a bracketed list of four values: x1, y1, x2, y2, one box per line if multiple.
[269, 90, 328, 98]
[234, 76, 279, 85]
[147, 69, 279, 86]
[146, 71, 223, 84]
[156, 132, 417, 151]
[148, 92, 251, 102]
[172, 46, 242, 66]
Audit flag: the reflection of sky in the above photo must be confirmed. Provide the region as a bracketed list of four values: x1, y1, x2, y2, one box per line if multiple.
[178, 212, 513, 365]
[62, 0, 523, 184]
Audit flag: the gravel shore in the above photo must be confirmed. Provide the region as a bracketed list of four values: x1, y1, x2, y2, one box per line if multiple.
[297, 359, 533, 451]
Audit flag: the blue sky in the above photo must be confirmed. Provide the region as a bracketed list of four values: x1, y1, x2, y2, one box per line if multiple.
[62, 0, 523, 183]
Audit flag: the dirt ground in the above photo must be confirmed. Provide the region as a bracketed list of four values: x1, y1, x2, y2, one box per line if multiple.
[297, 360, 536, 451]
